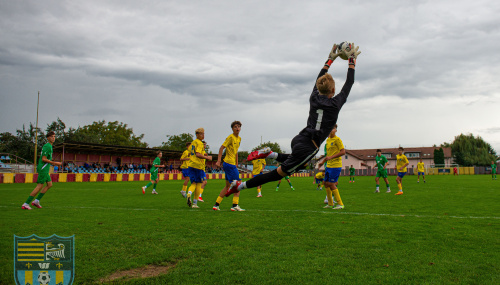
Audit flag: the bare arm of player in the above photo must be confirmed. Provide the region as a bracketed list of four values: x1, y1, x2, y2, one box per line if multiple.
[325, 149, 346, 161]
[216, 145, 225, 167]
[42, 155, 62, 167]
[196, 152, 213, 161]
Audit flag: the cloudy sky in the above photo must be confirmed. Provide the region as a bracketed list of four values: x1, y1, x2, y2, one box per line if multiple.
[1, 0, 499, 155]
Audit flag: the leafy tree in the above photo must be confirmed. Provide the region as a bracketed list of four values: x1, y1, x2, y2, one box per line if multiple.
[450, 133, 497, 166]
[0, 123, 45, 162]
[70, 120, 148, 147]
[160, 133, 194, 151]
[249, 141, 284, 165]
[433, 148, 445, 165]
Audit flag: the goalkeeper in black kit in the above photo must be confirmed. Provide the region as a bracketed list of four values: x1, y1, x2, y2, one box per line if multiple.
[225, 42, 361, 196]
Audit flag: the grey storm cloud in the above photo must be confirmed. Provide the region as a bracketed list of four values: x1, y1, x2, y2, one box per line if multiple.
[1, 0, 500, 152]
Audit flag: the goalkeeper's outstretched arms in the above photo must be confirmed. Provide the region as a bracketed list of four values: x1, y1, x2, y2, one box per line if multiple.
[337, 43, 361, 100]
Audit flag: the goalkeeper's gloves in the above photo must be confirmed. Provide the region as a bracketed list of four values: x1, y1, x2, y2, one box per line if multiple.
[346, 44, 361, 66]
[324, 44, 340, 68]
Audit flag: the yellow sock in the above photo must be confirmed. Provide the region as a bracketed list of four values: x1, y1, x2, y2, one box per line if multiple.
[232, 196, 239, 205]
[216, 196, 224, 204]
[199, 187, 204, 197]
[332, 188, 343, 206]
[182, 185, 187, 191]
[194, 184, 202, 201]
[188, 184, 196, 195]
[257, 188, 261, 194]
[325, 187, 334, 206]
[398, 183, 402, 191]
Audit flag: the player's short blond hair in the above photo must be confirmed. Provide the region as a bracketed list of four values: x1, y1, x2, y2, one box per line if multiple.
[316, 73, 335, 95]
[195, 128, 204, 134]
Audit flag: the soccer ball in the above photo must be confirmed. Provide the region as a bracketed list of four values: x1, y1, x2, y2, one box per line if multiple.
[338, 41, 353, 60]
[37, 271, 51, 285]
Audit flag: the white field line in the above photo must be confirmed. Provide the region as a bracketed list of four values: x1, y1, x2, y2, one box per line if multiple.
[2, 205, 499, 219]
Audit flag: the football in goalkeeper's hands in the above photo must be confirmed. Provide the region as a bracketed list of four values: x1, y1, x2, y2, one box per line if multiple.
[338, 41, 354, 60]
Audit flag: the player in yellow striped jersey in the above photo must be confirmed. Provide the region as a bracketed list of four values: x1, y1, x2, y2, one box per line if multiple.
[179, 142, 191, 198]
[251, 158, 266, 197]
[213, 121, 245, 211]
[417, 158, 426, 183]
[198, 141, 209, 202]
[318, 125, 345, 209]
[395, 147, 409, 195]
[314, 171, 324, 191]
[186, 128, 212, 208]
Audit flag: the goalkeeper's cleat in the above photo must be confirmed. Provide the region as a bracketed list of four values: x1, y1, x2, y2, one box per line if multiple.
[257, 194, 262, 198]
[142, 186, 146, 194]
[31, 200, 42, 208]
[247, 147, 272, 161]
[22, 203, 32, 210]
[349, 181, 352, 183]
[152, 190, 158, 194]
[187, 193, 192, 208]
[224, 180, 241, 197]
[323, 205, 332, 209]
[374, 189, 380, 193]
[198, 197, 204, 202]
[333, 205, 345, 210]
[191, 204, 200, 209]
[212, 206, 220, 211]
[231, 205, 246, 212]
[291, 187, 295, 191]
[395, 191, 403, 195]
[276, 187, 279, 191]
[386, 189, 391, 193]
[180, 190, 186, 198]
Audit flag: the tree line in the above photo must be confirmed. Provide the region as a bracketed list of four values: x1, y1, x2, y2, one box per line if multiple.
[0, 118, 497, 166]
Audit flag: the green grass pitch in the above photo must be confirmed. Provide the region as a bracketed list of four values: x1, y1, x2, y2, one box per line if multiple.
[0, 175, 498, 284]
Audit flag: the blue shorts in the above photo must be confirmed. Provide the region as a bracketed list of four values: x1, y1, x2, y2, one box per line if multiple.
[325, 167, 342, 183]
[397, 172, 407, 178]
[181, 168, 191, 178]
[253, 172, 263, 177]
[418, 172, 424, 175]
[188, 167, 205, 183]
[315, 178, 323, 184]
[223, 162, 241, 181]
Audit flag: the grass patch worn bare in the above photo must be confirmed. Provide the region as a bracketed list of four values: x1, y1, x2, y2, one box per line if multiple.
[99, 262, 177, 283]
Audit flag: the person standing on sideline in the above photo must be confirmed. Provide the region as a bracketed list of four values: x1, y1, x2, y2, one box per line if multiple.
[491, 161, 497, 180]
[21, 131, 62, 210]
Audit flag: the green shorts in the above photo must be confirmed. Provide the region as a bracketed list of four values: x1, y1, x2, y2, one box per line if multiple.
[150, 173, 158, 181]
[375, 170, 388, 179]
[37, 172, 51, 184]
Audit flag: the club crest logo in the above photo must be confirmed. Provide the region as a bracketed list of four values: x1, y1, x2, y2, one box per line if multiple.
[14, 235, 74, 285]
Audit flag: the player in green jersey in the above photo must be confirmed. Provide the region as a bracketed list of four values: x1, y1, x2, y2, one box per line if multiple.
[491, 161, 497, 180]
[373, 149, 391, 193]
[276, 176, 295, 191]
[349, 165, 356, 183]
[142, 150, 165, 194]
[21, 131, 62, 210]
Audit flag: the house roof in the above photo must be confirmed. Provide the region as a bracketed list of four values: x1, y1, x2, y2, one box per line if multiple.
[346, 147, 452, 161]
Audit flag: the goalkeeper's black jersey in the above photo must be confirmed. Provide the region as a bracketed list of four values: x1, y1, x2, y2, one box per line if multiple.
[298, 67, 355, 146]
